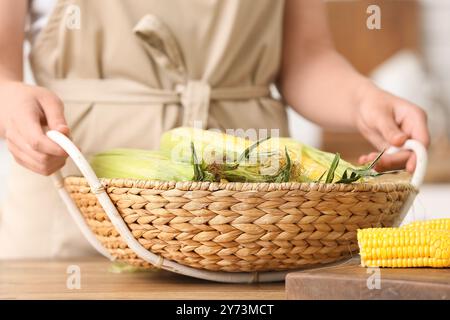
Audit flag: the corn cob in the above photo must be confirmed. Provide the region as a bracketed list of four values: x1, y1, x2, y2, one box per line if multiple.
[90, 149, 194, 181]
[161, 127, 304, 182]
[274, 138, 358, 182]
[94, 128, 379, 183]
[402, 218, 450, 231]
[160, 127, 249, 164]
[93, 149, 169, 160]
[160, 127, 365, 183]
[357, 228, 450, 268]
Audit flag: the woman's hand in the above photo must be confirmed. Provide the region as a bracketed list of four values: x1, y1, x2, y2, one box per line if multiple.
[0, 81, 69, 175]
[355, 81, 430, 173]
[280, 0, 430, 173]
[0, 2, 67, 175]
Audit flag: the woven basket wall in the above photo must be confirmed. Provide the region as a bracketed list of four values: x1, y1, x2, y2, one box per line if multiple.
[64, 177, 415, 272]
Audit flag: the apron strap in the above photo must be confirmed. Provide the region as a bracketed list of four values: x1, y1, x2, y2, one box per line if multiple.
[43, 78, 271, 128]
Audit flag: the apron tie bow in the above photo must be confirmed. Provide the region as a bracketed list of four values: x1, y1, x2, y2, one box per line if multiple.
[176, 81, 211, 128]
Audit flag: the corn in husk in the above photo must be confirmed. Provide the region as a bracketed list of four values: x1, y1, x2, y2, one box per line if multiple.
[160, 127, 249, 163]
[90, 149, 193, 181]
[92, 127, 380, 183]
[160, 127, 368, 183]
[160, 127, 305, 182]
[274, 138, 358, 182]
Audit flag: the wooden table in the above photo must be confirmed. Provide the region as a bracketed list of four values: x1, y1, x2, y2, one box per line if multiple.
[3, 257, 448, 300]
[0, 258, 285, 300]
[286, 258, 450, 300]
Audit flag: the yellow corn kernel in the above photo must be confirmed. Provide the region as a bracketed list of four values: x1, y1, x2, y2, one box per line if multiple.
[357, 228, 450, 268]
[402, 218, 450, 231]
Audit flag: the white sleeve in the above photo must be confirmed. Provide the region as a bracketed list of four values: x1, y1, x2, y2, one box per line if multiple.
[27, 0, 58, 43]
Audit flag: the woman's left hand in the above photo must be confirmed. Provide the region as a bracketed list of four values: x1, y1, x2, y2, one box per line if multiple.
[355, 81, 430, 173]
[279, 0, 430, 174]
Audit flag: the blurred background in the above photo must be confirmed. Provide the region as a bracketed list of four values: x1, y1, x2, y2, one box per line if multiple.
[0, 0, 449, 221]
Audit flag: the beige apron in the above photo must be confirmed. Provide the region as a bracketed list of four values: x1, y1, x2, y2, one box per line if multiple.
[0, 0, 288, 258]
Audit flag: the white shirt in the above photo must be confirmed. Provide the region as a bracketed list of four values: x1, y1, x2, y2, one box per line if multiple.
[28, 0, 57, 43]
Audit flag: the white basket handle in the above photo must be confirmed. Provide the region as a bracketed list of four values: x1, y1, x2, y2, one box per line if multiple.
[46, 130, 288, 283]
[386, 139, 427, 189]
[386, 139, 428, 226]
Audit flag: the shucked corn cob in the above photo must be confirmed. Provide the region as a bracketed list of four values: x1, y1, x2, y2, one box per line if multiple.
[357, 225, 450, 268]
[402, 218, 450, 231]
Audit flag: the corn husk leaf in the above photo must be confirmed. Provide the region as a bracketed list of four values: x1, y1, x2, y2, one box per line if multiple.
[91, 149, 194, 181]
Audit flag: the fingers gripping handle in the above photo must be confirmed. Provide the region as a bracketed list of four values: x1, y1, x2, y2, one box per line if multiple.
[386, 139, 428, 189]
[47, 131, 105, 194]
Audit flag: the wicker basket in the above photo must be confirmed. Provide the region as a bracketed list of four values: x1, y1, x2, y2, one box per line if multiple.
[47, 131, 427, 283]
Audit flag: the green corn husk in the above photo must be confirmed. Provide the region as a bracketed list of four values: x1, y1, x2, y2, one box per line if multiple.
[204, 159, 304, 183]
[92, 128, 380, 184]
[160, 127, 364, 183]
[94, 149, 169, 160]
[108, 262, 157, 274]
[160, 127, 250, 164]
[90, 149, 194, 181]
[161, 127, 292, 182]
[273, 138, 359, 182]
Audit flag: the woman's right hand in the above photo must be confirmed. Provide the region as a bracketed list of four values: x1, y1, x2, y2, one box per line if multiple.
[0, 81, 69, 176]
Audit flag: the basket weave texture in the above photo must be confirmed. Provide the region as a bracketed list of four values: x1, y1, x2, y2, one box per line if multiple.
[64, 177, 415, 272]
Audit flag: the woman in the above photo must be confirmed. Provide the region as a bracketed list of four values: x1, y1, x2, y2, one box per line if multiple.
[0, 0, 429, 258]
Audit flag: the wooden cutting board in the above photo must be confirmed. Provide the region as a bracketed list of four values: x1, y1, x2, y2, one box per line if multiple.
[286, 257, 450, 300]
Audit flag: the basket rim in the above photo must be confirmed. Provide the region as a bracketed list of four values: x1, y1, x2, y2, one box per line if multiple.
[64, 176, 416, 193]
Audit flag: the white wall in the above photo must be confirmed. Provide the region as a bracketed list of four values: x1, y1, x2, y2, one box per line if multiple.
[404, 185, 450, 224]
